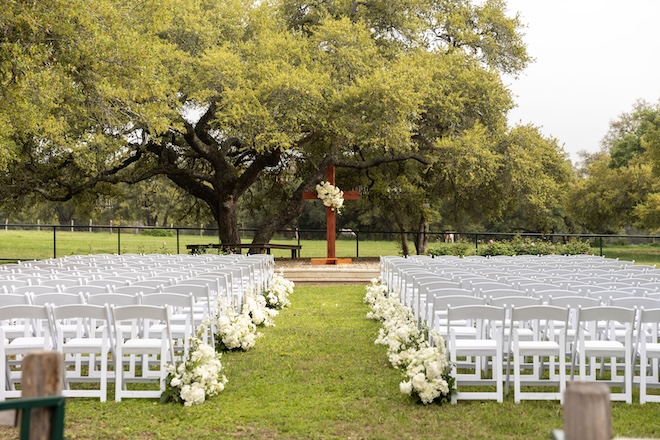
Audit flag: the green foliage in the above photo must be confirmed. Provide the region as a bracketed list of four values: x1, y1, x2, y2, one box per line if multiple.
[477, 239, 515, 256]
[567, 152, 657, 234]
[1, 0, 534, 247]
[561, 238, 593, 255]
[429, 236, 591, 257]
[427, 240, 475, 257]
[568, 100, 660, 234]
[140, 228, 175, 237]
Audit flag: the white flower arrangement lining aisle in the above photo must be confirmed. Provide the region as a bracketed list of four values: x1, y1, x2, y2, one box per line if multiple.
[163, 274, 296, 406]
[364, 278, 454, 404]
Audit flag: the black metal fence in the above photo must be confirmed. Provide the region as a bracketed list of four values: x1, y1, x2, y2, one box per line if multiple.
[0, 223, 658, 263]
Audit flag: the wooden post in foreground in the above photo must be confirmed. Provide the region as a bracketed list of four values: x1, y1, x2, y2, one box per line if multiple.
[563, 382, 611, 440]
[21, 351, 64, 440]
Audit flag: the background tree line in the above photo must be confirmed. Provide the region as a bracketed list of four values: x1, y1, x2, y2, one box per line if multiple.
[1, 0, 659, 254]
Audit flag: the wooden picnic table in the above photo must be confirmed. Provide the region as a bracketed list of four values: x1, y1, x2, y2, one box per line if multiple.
[186, 243, 301, 258]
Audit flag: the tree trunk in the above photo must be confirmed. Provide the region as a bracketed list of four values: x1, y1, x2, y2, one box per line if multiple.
[400, 230, 410, 256]
[213, 196, 241, 244]
[55, 205, 74, 225]
[251, 195, 307, 253]
[414, 215, 429, 255]
[250, 169, 328, 253]
[392, 209, 410, 256]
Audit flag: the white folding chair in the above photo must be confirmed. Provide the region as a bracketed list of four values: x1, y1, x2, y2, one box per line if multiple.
[162, 284, 215, 346]
[38, 278, 83, 291]
[637, 307, 660, 404]
[113, 285, 161, 295]
[506, 305, 569, 403]
[50, 304, 111, 401]
[140, 292, 195, 357]
[0, 304, 53, 400]
[11, 285, 59, 296]
[570, 306, 636, 403]
[111, 304, 174, 401]
[447, 304, 505, 403]
[423, 288, 474, 325]
[64, 284, 112, 295]
[430, 295, 486, 340]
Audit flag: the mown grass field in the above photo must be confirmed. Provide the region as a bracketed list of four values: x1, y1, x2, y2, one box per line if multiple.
[0, 229, 399, 260]
[1, 285, 659, 440]
[1, 229, 659, 264]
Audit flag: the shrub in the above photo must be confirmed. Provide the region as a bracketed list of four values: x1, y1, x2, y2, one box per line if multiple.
[430, 236, 592, 257]
[478, 240, 515, 256]
[141, 228, 175, 237]
[559, 238, 592, 255]
[427, 240, 475, 257]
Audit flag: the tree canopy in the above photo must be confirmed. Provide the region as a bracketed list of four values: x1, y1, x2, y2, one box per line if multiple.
[567, 100, 660, 234]
[1, 0, 587, 248]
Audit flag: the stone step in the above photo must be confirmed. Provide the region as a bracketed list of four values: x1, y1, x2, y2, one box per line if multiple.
[277, 268, 379, 285]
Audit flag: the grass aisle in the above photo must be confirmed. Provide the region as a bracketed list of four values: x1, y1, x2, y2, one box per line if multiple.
[2, 285, 657, 439]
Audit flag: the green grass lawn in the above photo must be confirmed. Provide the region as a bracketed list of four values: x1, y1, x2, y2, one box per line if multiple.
[0, 229, 401, 260]
[600, 245, 660, 265]
[1, 229, 659, 264]
[1, 285, 659, 439]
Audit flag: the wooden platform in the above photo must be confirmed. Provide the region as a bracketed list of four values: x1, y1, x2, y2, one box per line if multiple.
[275, 259, 379, 285]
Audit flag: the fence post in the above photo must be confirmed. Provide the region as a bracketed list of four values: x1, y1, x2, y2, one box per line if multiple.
[562, 382, 611, 440]
[600, 236, 604, 257]
[53, 226, 57, 259]
[117, 227, 121, 255]
[176, 228, 180, 255]
[475, 233, 479, 253]
[21, 351, 64, 439]
[89, 219, 92, 233]
[355, 230, 359, 259]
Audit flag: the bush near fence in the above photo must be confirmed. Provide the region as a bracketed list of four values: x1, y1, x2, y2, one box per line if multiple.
[428, 236, 592, 258]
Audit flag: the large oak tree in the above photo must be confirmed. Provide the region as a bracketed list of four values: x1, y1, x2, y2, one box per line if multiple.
[1, 0, 531, 245]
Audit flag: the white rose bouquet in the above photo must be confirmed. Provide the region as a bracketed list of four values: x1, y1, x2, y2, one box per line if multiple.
[315, 181, 344, 212]
[214, 305, 261, 351]
[263, 273, 294, 310]
[365, 280, 455, 405]
[243, 287, 278, 327]
[162, 336, 228, 406]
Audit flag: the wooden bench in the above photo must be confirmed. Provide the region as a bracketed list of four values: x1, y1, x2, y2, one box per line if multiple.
[186, 243, 302, 258]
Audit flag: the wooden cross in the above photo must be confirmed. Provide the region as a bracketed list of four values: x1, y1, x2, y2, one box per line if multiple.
[302, 166, 359, 265]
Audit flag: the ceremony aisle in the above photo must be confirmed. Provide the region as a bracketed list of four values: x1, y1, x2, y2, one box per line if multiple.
[3, 285, 653, 439]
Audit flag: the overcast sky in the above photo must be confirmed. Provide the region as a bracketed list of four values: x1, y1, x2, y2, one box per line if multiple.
[503, 0, 660, 164]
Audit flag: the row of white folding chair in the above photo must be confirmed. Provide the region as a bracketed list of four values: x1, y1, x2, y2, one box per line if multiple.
[1, 285, 212, 347]
[442, 302, 638, 404]
[400, 264, 649, 309]
[0, 302, 176, 402]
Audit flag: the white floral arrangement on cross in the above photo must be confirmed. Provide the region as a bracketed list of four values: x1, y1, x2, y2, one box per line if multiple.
[161, 332, 228, 406]
[315, 180, 344, 212]
[364, 278, 454, 405]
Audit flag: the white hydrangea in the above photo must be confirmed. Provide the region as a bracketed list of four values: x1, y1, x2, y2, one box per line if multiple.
[365, 278, 454, 405]
[262, 273, 294, 309]
[164, 337, 228, 406]
[214, 305, 261, 351]
[243, 287, 278, 327]
[315, 181, 344, 211]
